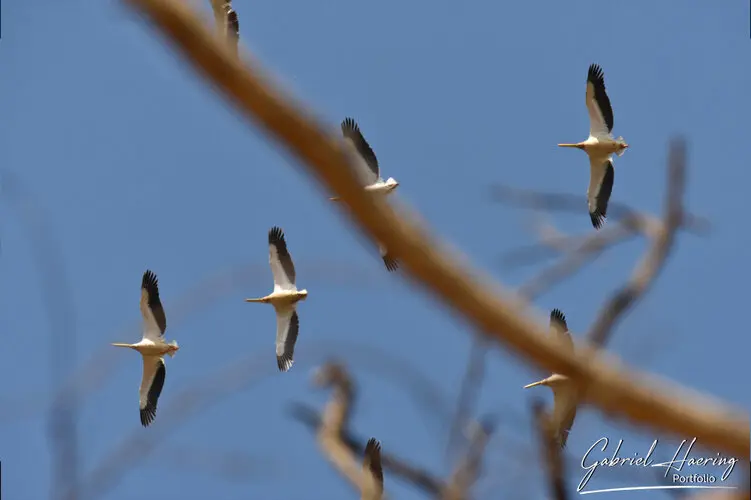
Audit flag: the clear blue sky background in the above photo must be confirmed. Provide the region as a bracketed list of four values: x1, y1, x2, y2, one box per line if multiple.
[1, 1, 749, 499]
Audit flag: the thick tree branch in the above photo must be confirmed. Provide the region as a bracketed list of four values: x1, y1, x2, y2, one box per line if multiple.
[122, 0, 749, 458]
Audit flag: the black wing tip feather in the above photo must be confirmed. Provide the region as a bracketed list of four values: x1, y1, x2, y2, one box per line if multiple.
[365, 437, 382, 455]
[550, 308, 568, 329]
[268, 226, 287, 245]
[142, 269, 159, 291]
[341, 117, 360, 135]
[364, 438, 384, 484]
[140, 407, 156, 427]
[277, 354, 294, 372]
[590, 212, 606, 230]
[383, 256, 399, 272]
[587, 63, 605, 85]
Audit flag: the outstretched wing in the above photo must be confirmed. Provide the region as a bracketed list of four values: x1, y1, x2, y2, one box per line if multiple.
[341, 117, 380, 186]
[140, 270, 166, 341]
[139, 356, 166, 427]
[552, 383, 578, 448]
[585, 64, 614, 139]
[549, 308, 573, 351]
[275, 309, 299, 372]
[268, 226, 297, 291]
[587, 158, 615, 230]
[378, 242, 399, 273]
[362, 438, 384, 499]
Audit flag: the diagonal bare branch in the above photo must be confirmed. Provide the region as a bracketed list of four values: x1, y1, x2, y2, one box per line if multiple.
[586, 140, 687, 348]
[122, 0, 749, 458]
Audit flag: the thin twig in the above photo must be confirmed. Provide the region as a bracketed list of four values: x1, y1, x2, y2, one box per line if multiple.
[122, 0, 749, 457]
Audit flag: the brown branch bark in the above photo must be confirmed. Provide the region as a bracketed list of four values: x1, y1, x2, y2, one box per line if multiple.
[122, 0, 749, 458]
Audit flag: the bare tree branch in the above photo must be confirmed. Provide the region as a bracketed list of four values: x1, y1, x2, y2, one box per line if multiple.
[532, 400, 568, 500]
[489, 183, 710, 236]
[442, 416, 496, 500]
[586, 140, 687, 348]
[291, 404, 444, 495]
[122, 0, 749, 457]
[0, 170, 79, 500]
[445, 335, 487, 466]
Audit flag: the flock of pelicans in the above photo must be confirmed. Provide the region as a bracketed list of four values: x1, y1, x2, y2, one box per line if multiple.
[113, 4, 631, 465]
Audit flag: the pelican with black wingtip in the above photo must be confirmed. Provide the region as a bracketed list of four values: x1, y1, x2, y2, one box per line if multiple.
[245, 226, 308, 372]
[330, 117, 400, 272]
[558, 64, 628, 229]
[111, 270, 179, 427]
[523, 309, 578, 448]
[362, 437, 384, 500]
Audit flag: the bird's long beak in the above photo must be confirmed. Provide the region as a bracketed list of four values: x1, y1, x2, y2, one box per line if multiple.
[244, 297, 265, 303]
[329, 196, 341, 202]
[557, 143, 584, 149]
[523, 380, 546, 389]
[111, 343, 133, 349]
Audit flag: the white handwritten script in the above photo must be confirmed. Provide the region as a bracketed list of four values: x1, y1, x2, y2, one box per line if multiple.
[578, 437, 739, 493]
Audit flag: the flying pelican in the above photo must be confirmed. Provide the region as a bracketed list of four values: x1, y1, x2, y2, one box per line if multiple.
[558, 64, 628, 229]
[112, 270, 179, 427]
[331, 117, 400, 272]
[362, 437, 384, 500]
[210, 0, 239, 55]
[523, 309, 577, 448]
[245, 226, 308, 372]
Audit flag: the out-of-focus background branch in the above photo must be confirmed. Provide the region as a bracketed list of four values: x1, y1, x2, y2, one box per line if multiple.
[1, 1, 748, 499]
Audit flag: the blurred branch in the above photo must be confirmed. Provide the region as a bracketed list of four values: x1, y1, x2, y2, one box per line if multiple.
[586, 144, 686, 348]
[292, 362, 445, 496]
[516, 218, 637, 300]
[308, 362, 385, 497]
[123, 0, 749, 457]
[532, 401, 567, 500]
[489, 183, 710, 236]
[0, 170, 79, 500]
[445, 336, 487, 467]
[442, 417, 495, 500]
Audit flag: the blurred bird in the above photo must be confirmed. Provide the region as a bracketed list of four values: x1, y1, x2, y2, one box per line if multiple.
[210, 0, 240, 55]
[523, 309, 578, 447]
[558, 64, 628, 229]
[361, 438, 384, 500]
[112, 270, 179, 427]
[245, 227, 308, 372]
[330, 117, 399, 272]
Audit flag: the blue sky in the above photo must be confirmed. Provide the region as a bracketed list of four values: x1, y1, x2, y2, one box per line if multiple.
[1, 0, 749, 498]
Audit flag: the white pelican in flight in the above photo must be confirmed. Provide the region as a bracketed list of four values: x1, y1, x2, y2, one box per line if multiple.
[362, 438, 384, 500]
[245, 226, 308, 372]
[330, 117, 400, 272]
[112, 270, 179, 427]
[523, 309, 578, 448]
[558, 64, 628, 229]
[210, 1, 240, 55]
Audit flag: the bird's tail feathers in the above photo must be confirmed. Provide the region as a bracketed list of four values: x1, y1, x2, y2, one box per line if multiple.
[167, 340, 179, 357]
